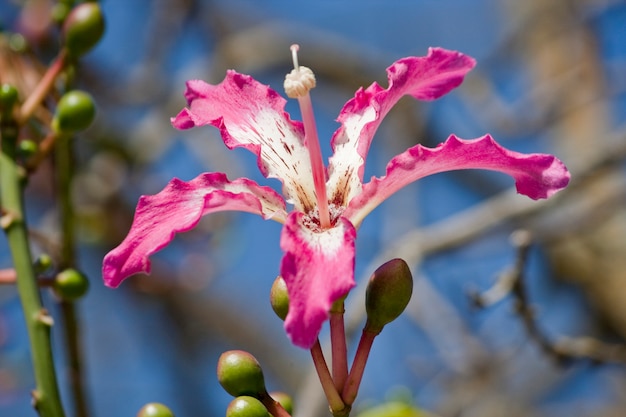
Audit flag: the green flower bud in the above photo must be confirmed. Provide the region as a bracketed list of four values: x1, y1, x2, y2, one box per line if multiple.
[365, 259, 413, 334]
[226, 396, 270, 417]
[53, 90, 96, 133]
[217, 350, 267, 398]
[53, 268, 89, 301]
[17, 139, 38, 160]
[270, 276, 289, 321]
[137, 403, 175, 417]
[356, 401, 423, 417]
[62, 3, 105, 58]
[0, 84, 19, 111]
[270, 392, 294, 415]
[51, 3, 71, 25]
[33, 253, 53, 275]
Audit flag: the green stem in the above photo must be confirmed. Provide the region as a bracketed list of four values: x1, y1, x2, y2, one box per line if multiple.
[55, 133, 89, 417]
[1, 114, 66, 417]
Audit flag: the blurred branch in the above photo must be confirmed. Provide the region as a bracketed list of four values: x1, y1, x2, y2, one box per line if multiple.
[472, 230, 626, 365]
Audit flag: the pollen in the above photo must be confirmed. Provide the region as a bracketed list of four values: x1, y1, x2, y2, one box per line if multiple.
[284, 44, 316, 98]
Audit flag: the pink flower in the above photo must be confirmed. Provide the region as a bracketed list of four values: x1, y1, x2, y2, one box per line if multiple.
[102, 47, 570, 348]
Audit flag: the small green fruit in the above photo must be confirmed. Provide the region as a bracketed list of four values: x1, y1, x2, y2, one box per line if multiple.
[53, 268, 89, 301]
[226, 396, 270, 417]
[62, 3, 105, 58]
[136, 403, 175, 417]
[217, 350, 267, 398]
[53, 90, 96, 133]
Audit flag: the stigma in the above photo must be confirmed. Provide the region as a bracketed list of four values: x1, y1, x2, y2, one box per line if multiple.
[284, 44, 316, 98]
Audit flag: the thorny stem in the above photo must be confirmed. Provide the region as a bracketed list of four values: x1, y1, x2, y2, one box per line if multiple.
[330, 299, 348, 393]
[310, 340, 348, 416]
[289, 45, 331, 229]
[1, 110, 66, 417]
[342, 329, 377, 406]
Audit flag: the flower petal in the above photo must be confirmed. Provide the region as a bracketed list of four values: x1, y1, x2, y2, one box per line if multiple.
[171, 74, 317, 213]
[102, 172, 287, 288]
[345, 134, 570, 226]
[280, 212, 357, 348]
[327, 48, 476, 207]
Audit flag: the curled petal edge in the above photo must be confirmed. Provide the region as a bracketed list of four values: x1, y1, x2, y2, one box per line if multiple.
[327, 47, 477, 206]
[102, 172, 286, 288]
[345, 134, 571, 227]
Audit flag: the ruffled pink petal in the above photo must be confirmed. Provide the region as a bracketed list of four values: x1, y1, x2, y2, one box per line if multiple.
[102, 172, 287, 288]
[171, 74, 317, 213]
[327, 48, 476, 207]
[280, 212, 357, 348]
[345, 134, 570, 226]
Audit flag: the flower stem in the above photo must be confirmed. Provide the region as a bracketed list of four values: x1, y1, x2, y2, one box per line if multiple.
[330, 300, 348, 393]
[1, 113, 66, 417]
[18, 50, 67, 124]
[55, 132, 90, 417]
[342, 329, 378, 406]
[310, 339, 348, 416]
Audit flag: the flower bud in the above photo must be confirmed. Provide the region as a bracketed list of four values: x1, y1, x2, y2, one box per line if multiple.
[270, 391, 294, 414]
[53, 90, 96, 133]
[226, 396, 270, 417]
[0, 84, 19, 111]
[137, 403, 175, 417]
[53, 268, 89, 301]
[51, 3, 71, 25]
[17, 139, 38, 160]
[270, 276, 289, 321]
[33, 253, 53, 275]
[217, 350, 267, 398]
[364, 258, 413, 334]
[62, 3, 105, 58]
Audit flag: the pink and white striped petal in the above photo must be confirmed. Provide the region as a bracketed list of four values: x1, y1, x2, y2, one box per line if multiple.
[326, 48, 476, 207]
[102, 172, 287, 288]
[280, 211, 357, 348]
[171, 73, 317, 213]
[344, 134, 571, 227]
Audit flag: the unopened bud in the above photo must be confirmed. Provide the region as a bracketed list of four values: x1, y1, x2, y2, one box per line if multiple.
[53, 90, 96, 133]
[137, 403, 175, 417]
[217, 350, 267, 398]
[226, 396, 270, 417]
[0, 84, 19, 111]
[270, 276, 289, 321]
[62, 2, 105, 58]
[53, 268, 89, 301]
[364, 258, 413, 334]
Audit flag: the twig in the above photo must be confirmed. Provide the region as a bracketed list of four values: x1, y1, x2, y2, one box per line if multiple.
[474, 229, 626, 365]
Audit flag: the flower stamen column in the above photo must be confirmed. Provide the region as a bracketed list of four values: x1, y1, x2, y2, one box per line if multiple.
[284, 44, 331, 229]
